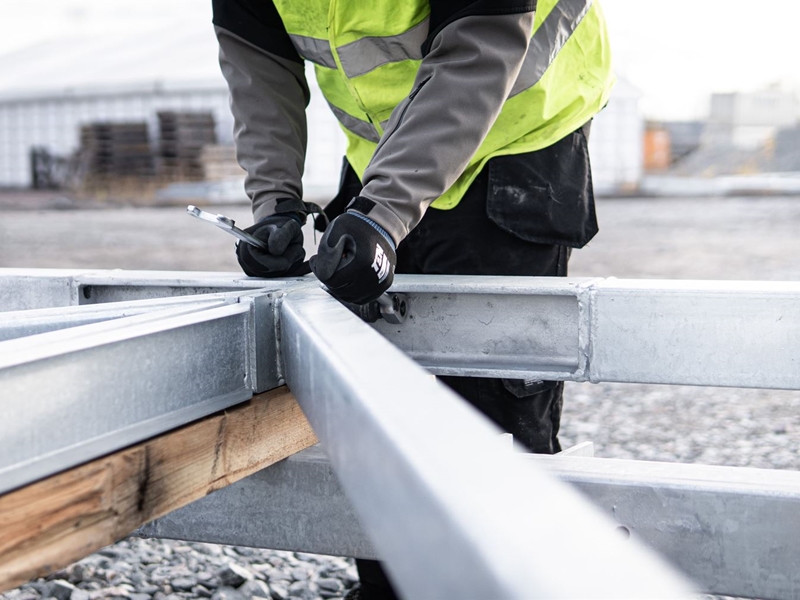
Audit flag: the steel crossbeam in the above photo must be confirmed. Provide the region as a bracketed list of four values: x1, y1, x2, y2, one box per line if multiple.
[279, 287, 691, 599]
[0, 298, 256, 495]
[3, 268, 800, 598]
[0, 269, 263, 311]
[373, 276, 800, 388]
[0, 292, 250, 342]
[141, 445, 800, 600]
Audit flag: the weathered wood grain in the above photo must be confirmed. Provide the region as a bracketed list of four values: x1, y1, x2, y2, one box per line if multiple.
[0, 387, 317, 592]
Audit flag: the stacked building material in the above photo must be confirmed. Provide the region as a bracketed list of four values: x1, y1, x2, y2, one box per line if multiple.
[158, 111, 218, 180]
[77, 122, 155, 181]
[199, 144, 245, 181]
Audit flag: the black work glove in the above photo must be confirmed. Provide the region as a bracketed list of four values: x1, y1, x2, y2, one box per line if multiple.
[236, 214, 306, 278]
[310, 211, 396, 304]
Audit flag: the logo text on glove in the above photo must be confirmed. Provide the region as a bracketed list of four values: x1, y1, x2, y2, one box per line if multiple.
[371, 244, 390, 283]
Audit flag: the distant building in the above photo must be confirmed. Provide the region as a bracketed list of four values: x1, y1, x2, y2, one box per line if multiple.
[663, 121, 704, 164]
[704, 88, 799, 150]
[0, 28, 642, 197]
[0, 28, 344, 197]
[3, 83, 234, 186]
[588, 77, 644, 194]
[772, 125, 800, 172]
[643, 123, 671, 172]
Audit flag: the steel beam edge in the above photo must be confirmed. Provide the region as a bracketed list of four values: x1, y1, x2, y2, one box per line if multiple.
[0, 268, 316, 312]
[0, 290, 262, 341]
[278, 286, 693, 599]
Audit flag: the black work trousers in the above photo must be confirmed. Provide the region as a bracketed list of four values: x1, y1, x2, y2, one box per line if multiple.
[395, 164, 568, 454]
[331, 159, 572, 600]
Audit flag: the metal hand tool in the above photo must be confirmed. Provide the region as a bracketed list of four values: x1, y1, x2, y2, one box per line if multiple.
[186, 205, 268, 250]
[341, 292, 408, 325]
[185, 205, 408, 324]
[375, 292, 408, 324]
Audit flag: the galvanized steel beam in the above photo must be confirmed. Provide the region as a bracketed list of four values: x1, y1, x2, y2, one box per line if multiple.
[141, 446, 800, 599]
[279, 287, 692, 600]
[548, 454, 800, 600]
[139, 445, 375, 559]
[372, 276, 800, 389]
[0, 269, 82, 312]
[0, 268, 270, 312]
[5, 268, 799, 391]
[0, 290, 283, 495]
[4, 268, 800, 599]
[588, 279, 800, 389]
[372, 276, 591, 380]
[0, 292, 252, 341]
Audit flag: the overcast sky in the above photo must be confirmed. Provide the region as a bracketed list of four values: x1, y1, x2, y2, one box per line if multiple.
[3, 0, 799, 121]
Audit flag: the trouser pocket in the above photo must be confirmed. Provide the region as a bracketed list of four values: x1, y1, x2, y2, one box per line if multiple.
[501, 378, 559, 397]
[439, 376, 563, 454]
[486, 125, 598, 248]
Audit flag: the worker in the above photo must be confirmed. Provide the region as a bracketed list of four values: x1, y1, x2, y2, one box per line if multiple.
[213, 0, 613, 597]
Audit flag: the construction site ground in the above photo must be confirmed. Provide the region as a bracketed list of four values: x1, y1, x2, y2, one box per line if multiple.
[1, 195, 800, 599]
[2, 194, 799, 280]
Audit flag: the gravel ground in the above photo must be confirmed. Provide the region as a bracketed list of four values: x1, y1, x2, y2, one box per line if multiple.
[1, 540, 356, 600]
[1, 195, 800, 599]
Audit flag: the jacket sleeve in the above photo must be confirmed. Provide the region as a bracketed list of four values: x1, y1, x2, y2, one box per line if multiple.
[213, 0, 310, 222]
[356, 10, 535, 245]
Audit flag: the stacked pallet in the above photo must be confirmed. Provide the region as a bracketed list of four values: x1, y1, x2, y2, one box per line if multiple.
[158, 111, 218, 180]
[199, 144, 246, 181]
[77, 122, 155, 181]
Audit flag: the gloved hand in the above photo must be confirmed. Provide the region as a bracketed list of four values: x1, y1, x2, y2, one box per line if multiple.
[236, 214, 306, 278]
[310, 211, 396, 304]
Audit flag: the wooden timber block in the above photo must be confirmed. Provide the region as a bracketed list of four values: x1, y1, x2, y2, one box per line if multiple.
[0, 387, 317, 592]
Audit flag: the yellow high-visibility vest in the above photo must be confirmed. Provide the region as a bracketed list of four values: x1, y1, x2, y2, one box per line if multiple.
[273, 0, 614, 209]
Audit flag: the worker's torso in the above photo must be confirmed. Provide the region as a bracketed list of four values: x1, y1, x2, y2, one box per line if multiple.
[272, 0, 614, 209]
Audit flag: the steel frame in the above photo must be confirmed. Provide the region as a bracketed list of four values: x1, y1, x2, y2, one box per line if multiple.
[3, 268, 800, 598]
[142, 445, 800, 600]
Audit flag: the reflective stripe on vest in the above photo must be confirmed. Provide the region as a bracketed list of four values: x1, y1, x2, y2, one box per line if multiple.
[285, 0, 596, 145]
[510, 0, 593, 97]
[274, 0, 614, 209]
[326, 102, 381, 143]
[289, 34, 336, 69]
[337, 18, 429, 78]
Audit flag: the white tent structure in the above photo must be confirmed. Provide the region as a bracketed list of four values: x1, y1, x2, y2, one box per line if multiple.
[0, 23, 345, 197]
[588, 77, 644, 194]
[0, 21, 641, 196]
